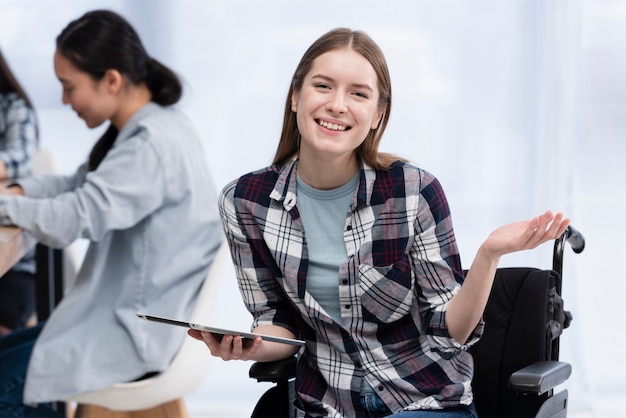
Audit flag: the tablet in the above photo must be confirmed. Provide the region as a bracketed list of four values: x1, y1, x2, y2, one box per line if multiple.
[136, 312, 305, 347]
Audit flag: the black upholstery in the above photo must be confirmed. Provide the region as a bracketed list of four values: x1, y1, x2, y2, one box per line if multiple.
[469, 268, 569, 418]
[250, 357, 297, 418]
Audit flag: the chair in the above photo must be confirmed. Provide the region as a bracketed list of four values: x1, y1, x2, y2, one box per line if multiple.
[31, 147, 60, 176]
[247, 226, 585, 418]
[67, 241, 229, 418]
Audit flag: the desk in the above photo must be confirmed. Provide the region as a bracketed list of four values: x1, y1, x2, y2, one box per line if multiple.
[0, 225, 34, 276]
[0, 225, 64, 321]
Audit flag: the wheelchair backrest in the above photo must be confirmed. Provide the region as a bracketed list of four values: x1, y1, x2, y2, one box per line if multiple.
[469, 267, 563, 418]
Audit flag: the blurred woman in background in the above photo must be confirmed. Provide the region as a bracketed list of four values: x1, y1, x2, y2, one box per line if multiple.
[0, 10, 223, 417]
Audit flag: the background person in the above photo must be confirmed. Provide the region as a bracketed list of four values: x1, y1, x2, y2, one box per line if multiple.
[190, 28, 570, 417]
[0, 9, 223, 417]
[0, 48, 38, 337]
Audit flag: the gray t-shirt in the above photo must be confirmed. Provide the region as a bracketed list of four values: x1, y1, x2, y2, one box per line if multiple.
[296, 172, 358, 322]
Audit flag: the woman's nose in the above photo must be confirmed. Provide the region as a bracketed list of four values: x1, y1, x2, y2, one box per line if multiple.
[326, 92, 347, 114]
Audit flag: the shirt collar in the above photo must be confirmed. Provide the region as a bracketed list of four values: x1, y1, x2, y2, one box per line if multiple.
[115, 102, 160, 144]
[269, 158, 377, 211]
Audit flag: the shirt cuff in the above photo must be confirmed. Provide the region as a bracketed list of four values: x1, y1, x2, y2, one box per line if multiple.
[0, 199, 13, 225]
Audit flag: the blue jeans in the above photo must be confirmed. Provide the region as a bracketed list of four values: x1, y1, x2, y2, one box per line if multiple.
[360, 392, 478, 418]
[0, 323, 62, 418]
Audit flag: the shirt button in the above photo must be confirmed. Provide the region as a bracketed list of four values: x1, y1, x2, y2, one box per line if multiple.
[344, 305, 350, 310]
[342, 279, 348, 285]
[346, 225, 352, 230]
[378, 386, 384, 392]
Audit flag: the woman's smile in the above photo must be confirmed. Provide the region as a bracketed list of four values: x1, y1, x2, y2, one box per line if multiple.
[316, 118, 351, 132]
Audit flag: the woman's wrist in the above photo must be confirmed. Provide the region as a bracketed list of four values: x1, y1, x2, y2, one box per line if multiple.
[3, 183, 24, 195]
[474, 243, 502, 269]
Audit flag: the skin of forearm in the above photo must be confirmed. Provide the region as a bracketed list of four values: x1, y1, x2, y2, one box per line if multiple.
[445, 244, 500, 345]
[250, 324, 300, 362]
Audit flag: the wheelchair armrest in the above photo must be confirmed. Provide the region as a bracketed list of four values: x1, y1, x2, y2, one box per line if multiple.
[249, 356, 297, 383]
[508, 361, 571, 394]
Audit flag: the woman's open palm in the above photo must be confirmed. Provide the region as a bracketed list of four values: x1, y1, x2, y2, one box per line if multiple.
[482, 211, 570, 258]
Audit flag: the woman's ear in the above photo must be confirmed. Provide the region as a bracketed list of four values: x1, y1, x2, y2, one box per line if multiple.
[103, 69, 123, 94]
[291, 91, 298, 113]
[370, 106, 384, 130]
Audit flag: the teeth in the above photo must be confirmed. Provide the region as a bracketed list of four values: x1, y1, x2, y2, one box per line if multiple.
[319, 120, 346, 131]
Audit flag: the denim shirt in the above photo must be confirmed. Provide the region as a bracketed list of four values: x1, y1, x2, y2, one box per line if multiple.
[219, 159, 483, 417]
[0, 103, 223, 402]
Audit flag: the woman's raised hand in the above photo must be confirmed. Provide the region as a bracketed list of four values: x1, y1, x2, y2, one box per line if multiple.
[481, 210, 570, 259]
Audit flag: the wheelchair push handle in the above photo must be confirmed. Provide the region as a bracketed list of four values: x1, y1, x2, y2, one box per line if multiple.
[552, 224, 585, 293]
[564, 224, 585, 254]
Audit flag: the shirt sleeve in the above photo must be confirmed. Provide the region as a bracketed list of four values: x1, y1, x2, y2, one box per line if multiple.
[0, 96, 37, 179]
[411, 171, 484, 352]
[16, 163, 89, 198]
[218, 180, 300, 337]
[0, 130, 167, 248]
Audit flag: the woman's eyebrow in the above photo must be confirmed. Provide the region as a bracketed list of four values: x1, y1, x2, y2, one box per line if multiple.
[310, 73, 374, 92]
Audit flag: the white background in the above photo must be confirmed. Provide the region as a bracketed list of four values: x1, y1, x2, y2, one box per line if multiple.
[1, 0, 624, 416]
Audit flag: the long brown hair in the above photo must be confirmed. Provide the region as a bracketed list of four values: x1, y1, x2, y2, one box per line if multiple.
[273, 28, 404, 170]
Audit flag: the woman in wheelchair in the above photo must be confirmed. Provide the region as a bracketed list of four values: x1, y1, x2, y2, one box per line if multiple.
[189, 28, 570, 418]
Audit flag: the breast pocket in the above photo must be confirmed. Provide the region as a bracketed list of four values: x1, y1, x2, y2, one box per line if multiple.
[358, 255, 415, 324]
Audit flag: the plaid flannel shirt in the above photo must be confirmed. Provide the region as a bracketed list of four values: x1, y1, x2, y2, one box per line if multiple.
[0, 93, 36, 179]
[219, 159, 483, 417]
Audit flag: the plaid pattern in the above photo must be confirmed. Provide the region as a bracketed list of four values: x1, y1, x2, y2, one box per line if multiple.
[0, 93, 36, 179]
[219, 159, 483, 417]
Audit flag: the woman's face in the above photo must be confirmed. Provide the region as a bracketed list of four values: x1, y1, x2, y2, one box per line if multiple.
[291, 48, 383, 163]
[54, 50, 116, 129]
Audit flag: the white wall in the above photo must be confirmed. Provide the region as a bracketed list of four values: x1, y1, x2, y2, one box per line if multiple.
[1, 0, 625, 416]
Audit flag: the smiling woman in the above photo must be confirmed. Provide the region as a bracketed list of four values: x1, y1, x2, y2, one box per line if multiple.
[53, 50, 151, 131]
[189, 27, 569, 418]
[292, 48, 384, 190]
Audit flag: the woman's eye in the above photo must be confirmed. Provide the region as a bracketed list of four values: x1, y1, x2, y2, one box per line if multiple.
[314, 83, 330, 90]
[354, 92, 368, 99]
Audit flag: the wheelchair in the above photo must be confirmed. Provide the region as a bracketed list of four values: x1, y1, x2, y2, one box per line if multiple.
[248, 225, 585, 418]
